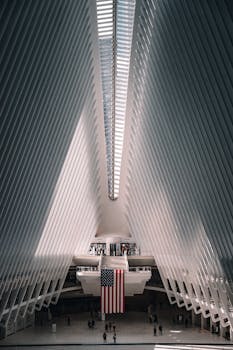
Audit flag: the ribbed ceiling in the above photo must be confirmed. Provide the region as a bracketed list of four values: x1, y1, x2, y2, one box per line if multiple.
[125, 0, 233, 329]
[0, 0, 102, 326]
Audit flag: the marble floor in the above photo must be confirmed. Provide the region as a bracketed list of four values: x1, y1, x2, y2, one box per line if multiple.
[0, 311, 233, 350]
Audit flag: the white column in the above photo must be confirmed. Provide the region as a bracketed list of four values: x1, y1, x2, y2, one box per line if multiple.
[106, 242, 110, 256]
[209, 317, 213, 333]
[220, 324, 224, 338]
[230, 327, 233, 341]
[201, 314, 204, 330]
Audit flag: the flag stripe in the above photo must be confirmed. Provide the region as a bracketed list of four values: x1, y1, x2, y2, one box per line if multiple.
[113, 275, 116, 313]
[123, 269, 125, 312]
[119, 270, 122, 312]
[101, 269, 125, 314]
[119, 270, 121, 312]
[116, 270, 118, 312]
[117, 270, 119, 313]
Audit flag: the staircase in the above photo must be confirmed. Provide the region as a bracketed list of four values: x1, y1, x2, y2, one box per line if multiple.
[101, 256, 128, 271]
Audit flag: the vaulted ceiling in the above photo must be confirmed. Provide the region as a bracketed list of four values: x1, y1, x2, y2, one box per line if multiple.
[1, 0, 233, 331]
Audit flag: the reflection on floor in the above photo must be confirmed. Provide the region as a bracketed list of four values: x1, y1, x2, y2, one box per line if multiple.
[0, 311, 232, 349]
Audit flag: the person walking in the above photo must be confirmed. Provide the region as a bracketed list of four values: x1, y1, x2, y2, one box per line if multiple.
[103, 332, 107, 343]
[105, 323, 109, 332]
[159, 324, 163, 335]
[154, 325, 157, 336]
[109, 321, 112, 332]
[113, 332, 116, 343]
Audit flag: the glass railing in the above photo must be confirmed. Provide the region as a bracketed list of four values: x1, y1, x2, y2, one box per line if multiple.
[129, 266, 151, 272]
[76, 266, 151, 272]
[76, 266, 99, 272]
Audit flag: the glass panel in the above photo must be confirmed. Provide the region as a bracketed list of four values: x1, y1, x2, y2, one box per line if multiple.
[96, 0, 135, 200]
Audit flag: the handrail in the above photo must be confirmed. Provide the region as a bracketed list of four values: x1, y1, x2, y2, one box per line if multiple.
[76, 266, 98, 272]
[128, 266, 151, 272]
[76, 266, 151, 272]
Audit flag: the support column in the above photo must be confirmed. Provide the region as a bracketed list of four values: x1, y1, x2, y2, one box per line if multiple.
[106, 242, 110, 256]
[219, 324, 224, 338]
[191, 310, 195, 326]
[210, 316, 213, 333]
[230, 327, 233, 341]
[0, 324, 6, 339]
[201, 314, 204, 330]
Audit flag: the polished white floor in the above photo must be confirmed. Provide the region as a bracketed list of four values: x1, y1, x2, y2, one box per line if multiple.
[0, 311, 232, 349]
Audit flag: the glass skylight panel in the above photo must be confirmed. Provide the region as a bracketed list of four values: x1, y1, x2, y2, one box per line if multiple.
[96, 0, 135, 200]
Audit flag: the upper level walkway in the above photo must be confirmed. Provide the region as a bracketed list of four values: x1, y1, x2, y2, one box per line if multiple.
[101, 255, 128, 270]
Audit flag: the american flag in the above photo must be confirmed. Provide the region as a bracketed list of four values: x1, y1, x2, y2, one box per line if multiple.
[101, 269, 125, 314]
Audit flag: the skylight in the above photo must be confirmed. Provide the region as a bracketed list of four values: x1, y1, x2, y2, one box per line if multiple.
[97, 0, 135, 200]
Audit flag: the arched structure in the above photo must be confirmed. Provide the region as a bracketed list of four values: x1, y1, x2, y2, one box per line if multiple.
[1, 0, 233, 338]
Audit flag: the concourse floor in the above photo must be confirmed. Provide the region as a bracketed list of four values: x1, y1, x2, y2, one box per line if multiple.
[0, 311, 232, 349]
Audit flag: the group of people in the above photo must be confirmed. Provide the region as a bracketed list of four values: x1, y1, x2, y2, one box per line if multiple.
[103, 321, 117, 343]
[172, 313, 190, 327]
[149, 312, 163, 336]
[153, 324, 163, 336]
[88, 319, 95, 328]
[211, 324, 220, 335]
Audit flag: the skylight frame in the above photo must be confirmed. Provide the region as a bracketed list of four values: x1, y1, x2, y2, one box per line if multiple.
[96, 0, 135, 200]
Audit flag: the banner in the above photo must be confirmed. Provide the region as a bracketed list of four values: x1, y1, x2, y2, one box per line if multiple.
[101, 268, 125, 314]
